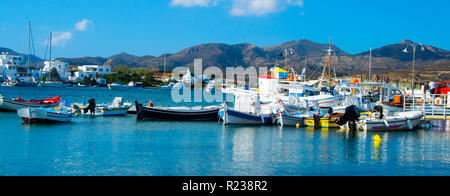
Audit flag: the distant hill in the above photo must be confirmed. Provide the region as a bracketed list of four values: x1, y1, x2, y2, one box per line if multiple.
[0, 47, 43, 62]
[3, 39, 450, 73]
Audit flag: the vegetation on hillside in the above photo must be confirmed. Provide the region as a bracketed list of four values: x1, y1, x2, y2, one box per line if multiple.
[100, 65, 163, 87]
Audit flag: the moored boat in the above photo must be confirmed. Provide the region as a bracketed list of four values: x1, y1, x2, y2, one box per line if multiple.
[219, 107, 273, 125]
[305, 114, 342, 129]
[136, 101, 220, 121]
[0, 94, 61, 112]
[17, 107, 73, 124]
[74, 97, 132, 116]
[358, 111, 423, 131]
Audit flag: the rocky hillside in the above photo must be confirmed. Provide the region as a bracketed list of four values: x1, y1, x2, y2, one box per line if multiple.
[3, 39, 450, 73]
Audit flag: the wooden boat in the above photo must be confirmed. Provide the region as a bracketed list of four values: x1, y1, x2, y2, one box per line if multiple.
[275, 112, 308, 126]
[357, 111, 423, 131]
[274, 103, 312, 126]
[219, 107, 273, 125]
[73, 97, 131, 116]
[17, 107, 73, 124]
[0, 94, 61, 112]
[136, 101, 220, 121]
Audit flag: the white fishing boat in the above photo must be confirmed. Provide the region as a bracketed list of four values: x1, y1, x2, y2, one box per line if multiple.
[17, 106, 73, 124]
[160, 82, 176, 89]
[274, 103, 315, 126]
[108, 83, 124, 90]
[0, 94, 61, 111]
[74, 97, 132, 116]
[219, 91, 274, 125]
[39, 81, 65, 87]
[358, 110, 424, 131]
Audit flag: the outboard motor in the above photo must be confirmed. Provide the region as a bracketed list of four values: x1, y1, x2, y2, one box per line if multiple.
[327, 108, 334, 115]
[135, 101, 144, 121]
[83, 98, 96, 114]
[336, 105, 361, 131]
[373, 105, 384, 120]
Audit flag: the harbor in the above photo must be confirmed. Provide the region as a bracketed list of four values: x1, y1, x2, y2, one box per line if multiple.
[0, 86, 449, 176]
[1, 0, 449, 180]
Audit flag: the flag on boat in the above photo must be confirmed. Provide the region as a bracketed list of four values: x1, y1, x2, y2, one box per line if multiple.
[272, 67, 290, 79]
[62, 100, 71, 108]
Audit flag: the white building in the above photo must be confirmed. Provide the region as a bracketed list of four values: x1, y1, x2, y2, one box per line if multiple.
[78, 65, 111, 75]
[69, 65, 112, 82]
[42, 60, 71, 81]
[0, 52, 27, 81]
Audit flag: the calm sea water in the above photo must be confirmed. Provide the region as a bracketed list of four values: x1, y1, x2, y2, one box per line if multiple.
[0, 86, 449, 176]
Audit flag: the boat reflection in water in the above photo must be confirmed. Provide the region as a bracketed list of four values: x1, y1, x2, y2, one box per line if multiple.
[218, 124, 450, 175]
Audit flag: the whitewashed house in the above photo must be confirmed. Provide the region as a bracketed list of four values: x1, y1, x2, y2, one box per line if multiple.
[69, 65, 112, 82]
[0, 52, 27, 81]
[42, 60, 71, 81]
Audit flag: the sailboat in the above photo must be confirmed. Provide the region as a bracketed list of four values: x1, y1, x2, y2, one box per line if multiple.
[13, 21, 38, 87]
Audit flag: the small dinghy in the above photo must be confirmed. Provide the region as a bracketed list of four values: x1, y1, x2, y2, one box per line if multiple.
[336, 105, 424, 131]
[357, 106, 423, 131]
[135, 101, 220, 121]
[17, 106, 73, 124]
[0, 94, 61, 112]
[74, 97, 132, 116]
[274, 103, 312, 126]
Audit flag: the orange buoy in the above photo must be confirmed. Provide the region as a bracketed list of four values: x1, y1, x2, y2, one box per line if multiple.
[287, 73, 294, 81]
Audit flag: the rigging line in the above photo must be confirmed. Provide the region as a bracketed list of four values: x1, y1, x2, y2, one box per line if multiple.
[307, 55, 325, 80]
[43, 37, 49, 62]
[307, 55, 327, 80]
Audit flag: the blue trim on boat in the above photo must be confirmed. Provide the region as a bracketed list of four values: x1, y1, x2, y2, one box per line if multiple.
[227, 109, 262, 122]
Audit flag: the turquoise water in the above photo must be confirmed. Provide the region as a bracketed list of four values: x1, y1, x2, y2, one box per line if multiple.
[0, 87, 449, 176]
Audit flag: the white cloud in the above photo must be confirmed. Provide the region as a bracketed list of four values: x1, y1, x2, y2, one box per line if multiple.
[170, 0, 218, 7]
[75, 19, 93, 31]
[230, 0, 304, 16]
[170, 0, 304, 16]
[52, 32, 73, 46]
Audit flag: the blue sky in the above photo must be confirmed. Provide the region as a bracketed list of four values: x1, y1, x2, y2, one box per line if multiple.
[0, 0, 449, 58]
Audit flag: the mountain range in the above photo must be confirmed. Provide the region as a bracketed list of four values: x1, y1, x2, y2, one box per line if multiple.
[2, 39, 450, 73]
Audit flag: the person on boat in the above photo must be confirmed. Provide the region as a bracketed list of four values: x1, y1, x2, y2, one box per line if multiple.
[148, 99, 154, 107]
[84, 98, 96, 114]
[429, 81, 436, 94]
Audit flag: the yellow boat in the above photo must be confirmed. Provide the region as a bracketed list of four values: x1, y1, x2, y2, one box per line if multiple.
[306, 117, 340, 129]
[306, 112, 373, 129]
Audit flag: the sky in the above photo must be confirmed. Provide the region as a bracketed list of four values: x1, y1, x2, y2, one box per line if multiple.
[0, 0, 449, 58]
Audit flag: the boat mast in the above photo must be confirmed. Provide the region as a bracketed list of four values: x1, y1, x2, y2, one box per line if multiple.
[327, 38, 333, 88]
[27, 21, 31, 74]
[49, 32, 52, 68]
[163, 53, 166, 82]
[369, 48, 372, 82]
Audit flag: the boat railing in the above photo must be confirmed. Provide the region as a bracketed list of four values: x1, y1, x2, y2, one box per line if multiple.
[403, 93, 450, 119]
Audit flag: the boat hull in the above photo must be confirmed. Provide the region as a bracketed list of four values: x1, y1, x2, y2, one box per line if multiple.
[79, 107, 131, 116]
[17, 108, 72, 124]
[275, 114, 306, 126]
[137, 107, 220, 121]
[221, 108, 273, 125]
[306, 117, 340, 129]
[0, 97, 60, 112]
